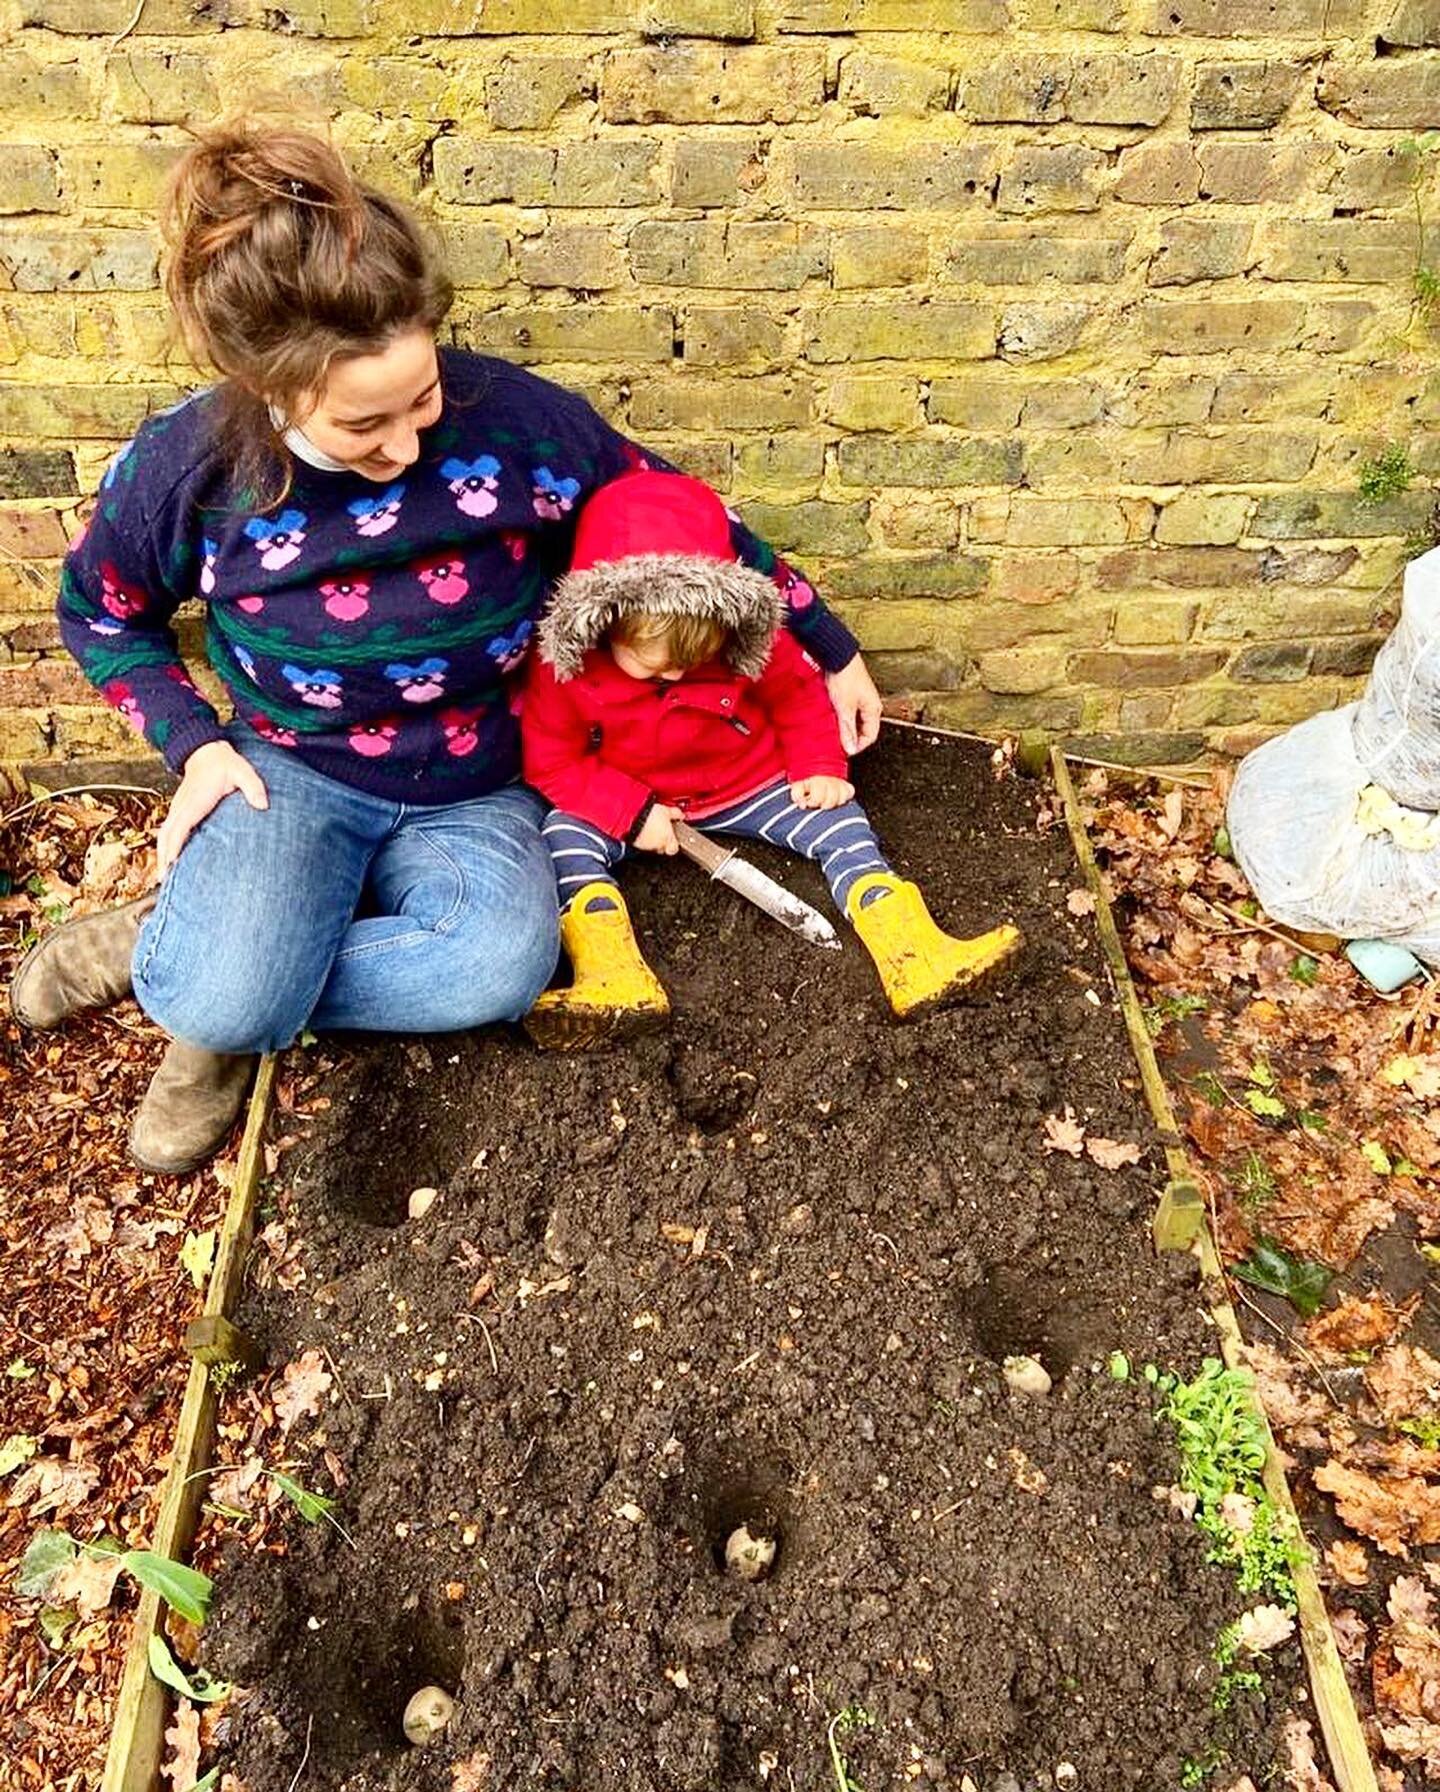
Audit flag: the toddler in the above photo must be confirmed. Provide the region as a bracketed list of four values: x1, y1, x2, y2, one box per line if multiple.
[521, 471, 1021, 1047]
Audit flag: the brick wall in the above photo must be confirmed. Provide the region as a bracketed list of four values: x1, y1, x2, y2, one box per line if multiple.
[2, 0, 1437, 768]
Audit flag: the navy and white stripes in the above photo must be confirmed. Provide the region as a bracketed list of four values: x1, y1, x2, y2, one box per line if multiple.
[541, 778, 891, 912]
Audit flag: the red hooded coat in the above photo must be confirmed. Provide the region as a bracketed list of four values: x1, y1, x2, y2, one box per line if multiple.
[521, 472, 849, 838]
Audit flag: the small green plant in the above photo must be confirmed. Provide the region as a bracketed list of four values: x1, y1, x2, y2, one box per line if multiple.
[1193, 1072, 1229, 1109]
[1400, 130, 1440, 319]
[1358, 445, 1415, 507]
[1159, 1359, 1301, 1607]
[207, 1358, 244, 1395]
[16, 1530, 213, 1623]
[1233, 1237, 1332, 1320]
[1212, 1624, 1265, 1712]
[1144, 993, 1207, 1038]
[1235, 1151, 1277, 1215]
[1398, 1413, 1440, 1450]
[1179, 1747, 1226, 1787]
[826, 1704, 874, 1792]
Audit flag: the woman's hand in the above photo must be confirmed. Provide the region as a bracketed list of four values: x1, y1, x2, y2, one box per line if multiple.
[633, 803, 684, 855]
[790, 775, 855, 811]
[157, 740, 269, 875]
[825, 655, 883, 755]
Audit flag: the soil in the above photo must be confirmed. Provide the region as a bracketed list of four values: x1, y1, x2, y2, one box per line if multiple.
[203, 732, 1299, 1792]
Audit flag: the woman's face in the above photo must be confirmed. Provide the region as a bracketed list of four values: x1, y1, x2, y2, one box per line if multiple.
[291, 327, 444, 481]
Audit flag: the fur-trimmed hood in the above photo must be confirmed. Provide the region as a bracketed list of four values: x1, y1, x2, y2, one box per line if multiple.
[540, 553, 783, 682]
[538, 469, 783, 682]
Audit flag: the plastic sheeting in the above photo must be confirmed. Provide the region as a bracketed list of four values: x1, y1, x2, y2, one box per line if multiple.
[1227, 545, 1440, 965]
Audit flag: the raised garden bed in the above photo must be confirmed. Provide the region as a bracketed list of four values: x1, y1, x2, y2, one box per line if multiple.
[183, 732, 1319, 1790]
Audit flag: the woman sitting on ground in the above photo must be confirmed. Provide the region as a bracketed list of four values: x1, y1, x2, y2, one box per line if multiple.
[9, 113, 881, 1175]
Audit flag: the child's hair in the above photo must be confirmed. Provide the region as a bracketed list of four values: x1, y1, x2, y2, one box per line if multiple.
[161, 107, 454, 503]
[610, 608, 730, 670]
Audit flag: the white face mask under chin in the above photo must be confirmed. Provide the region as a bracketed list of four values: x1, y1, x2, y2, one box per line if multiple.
[267, 403, 353, 474]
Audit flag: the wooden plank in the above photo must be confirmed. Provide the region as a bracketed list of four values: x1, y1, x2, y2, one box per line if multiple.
[101, 1055, 277, 1792]
[1051, 748, 1379, 1792]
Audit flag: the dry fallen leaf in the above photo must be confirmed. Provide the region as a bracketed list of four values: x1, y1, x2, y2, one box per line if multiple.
[1042, 1107, 1086, 1157]
[1066, 888, 1096, 916]
[1314, 1459, 1440, 1557]
[1306, 1297, 1401, 1361]
[1085, 1136, 1141, 1170]
[407, 1186, 439, 1220]
[49, 1549, 123, 1617]
[1236, 1603, 1296, 1653]
[1326, 1538, 1370, 1588]
[1367, 1344, 1440, 1424]
[1007, 1446, 1048, 1495]
[1331, 1607, 1369, 1663]
[273, 1349, 334, 1435]
[161, 1699, 201, 1791]
[452, 1752, 492, 1792]
[1282, 1716, 1335, 1792]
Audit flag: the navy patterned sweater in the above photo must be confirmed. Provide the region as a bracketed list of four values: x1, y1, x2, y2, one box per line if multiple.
[57, 348, 858, 805]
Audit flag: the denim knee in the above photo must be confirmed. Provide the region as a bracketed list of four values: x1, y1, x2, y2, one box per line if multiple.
[133, 919, 316, 1054]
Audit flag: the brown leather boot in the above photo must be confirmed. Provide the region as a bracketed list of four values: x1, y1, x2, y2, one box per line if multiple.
[9, 892, 158, 1031]
[129, 1040, 255, 1176]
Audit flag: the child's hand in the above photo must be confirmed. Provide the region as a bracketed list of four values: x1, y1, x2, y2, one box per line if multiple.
[634, 804, 684, 854]
[790, 776, 855, 811]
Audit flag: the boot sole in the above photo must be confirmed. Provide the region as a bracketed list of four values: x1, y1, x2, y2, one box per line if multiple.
[892, 929, 1026, 1021]
[524, 1001, 671, 1053]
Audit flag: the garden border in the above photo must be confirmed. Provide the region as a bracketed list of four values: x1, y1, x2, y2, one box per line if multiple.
[1052, 747, 1378, 1792]
[86, 743, 1376, 1792]
[100, 1054, 276, 1792]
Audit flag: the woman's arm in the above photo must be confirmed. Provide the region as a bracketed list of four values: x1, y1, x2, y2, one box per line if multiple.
[57, 465, 227, 773]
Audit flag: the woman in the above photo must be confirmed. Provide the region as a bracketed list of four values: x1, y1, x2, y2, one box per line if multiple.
[8, 116, 882, 1176]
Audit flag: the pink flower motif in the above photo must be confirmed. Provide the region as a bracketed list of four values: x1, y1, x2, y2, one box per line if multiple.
[320, 577, 371, 622]
[99, 562, 147, 621]
[163, 664, 201, 696]
[439, 707, 481, 757]
[500, 531, 528, 563]
[348, 721, 398, 758]
[414, 556, 469, 606]
[235, 595, 265, 614]
[780, 564, 815, 611]
[103, 680, 145, 734]
[250, 715, 298, 748]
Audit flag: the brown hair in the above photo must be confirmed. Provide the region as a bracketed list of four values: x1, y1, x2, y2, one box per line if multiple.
[161, 110, 454, 504]
[610, 608, 730, 671]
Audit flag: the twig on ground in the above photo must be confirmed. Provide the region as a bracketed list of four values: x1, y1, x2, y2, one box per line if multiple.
[285, 1713, 314, 1792]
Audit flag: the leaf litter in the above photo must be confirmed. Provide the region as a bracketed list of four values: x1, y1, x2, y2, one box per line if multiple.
[1089, 766, 1440, 1786]
[0, 787, 336, 1786]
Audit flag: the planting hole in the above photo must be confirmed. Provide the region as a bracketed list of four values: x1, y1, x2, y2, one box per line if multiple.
[331, 1600, 466, 1757]
[967, 1263, 1111, 1383]
[674, 1442, 796, 1584]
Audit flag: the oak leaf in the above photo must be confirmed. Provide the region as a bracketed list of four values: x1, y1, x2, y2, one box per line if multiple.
[1085, 1136, 1141, 1170]
[1314, 1459, 1440, 1556]
[273, 1350, 333, 1435]
[1326, 1538, 1369, 1587]
[161, 1699, 201, 1791]
[1042, 1107, 1085, 1157]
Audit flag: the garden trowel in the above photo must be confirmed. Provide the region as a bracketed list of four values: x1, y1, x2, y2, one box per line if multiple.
[673, 820, 841, 950]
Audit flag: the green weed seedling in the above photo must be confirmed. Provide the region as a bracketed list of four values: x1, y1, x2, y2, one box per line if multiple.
[826, 1704, 874, 1792]
[1179, 1745, 1227, 1787]
[1235, 1152, 1277, 1216]
[1358, 445, 1415, 507]
[1212, 1625, 1264, 1713]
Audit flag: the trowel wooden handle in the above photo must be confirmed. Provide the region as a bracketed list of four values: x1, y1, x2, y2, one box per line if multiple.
[672, 819, 732, 875]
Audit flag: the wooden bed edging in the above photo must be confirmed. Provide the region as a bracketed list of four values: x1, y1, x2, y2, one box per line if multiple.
[1050, 747, 1378, 1792]
[101, 1054, 277, 1792]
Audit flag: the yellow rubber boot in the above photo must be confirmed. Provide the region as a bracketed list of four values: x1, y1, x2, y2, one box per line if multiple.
[846, 872, 1023, 1020]
[525, 882, 670, 1051]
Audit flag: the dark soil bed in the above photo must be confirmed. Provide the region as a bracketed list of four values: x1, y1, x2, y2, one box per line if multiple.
[203, 732, 1300, 1791]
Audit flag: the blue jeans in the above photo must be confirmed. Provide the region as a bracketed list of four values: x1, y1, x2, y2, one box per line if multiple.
[132, 729, 559, 1054]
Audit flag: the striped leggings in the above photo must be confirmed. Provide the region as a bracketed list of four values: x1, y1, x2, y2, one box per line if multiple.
[542, 780, 893, 913]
